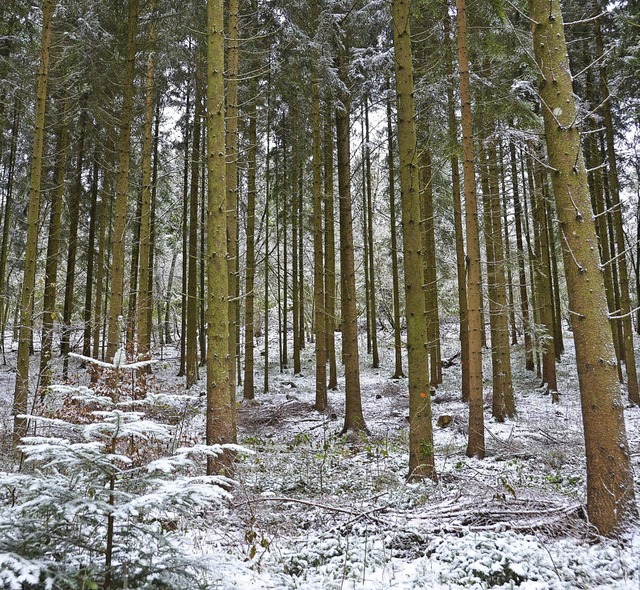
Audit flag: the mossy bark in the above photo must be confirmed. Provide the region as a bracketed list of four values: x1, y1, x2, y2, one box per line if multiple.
[206, 0, 234, 473]
[529, 0, 636, 535]
[392, 0, 435, 479]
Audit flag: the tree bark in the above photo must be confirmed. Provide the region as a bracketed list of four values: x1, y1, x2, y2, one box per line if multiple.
[106, 0, 138, 361]
[509, 136, 534, 371]
[243, 77, 257, 401]
[40, 101, 68, 391]
[13, 0, 55, 445]
[311, 50, 327, 411]
[529, 0, 636, 535]
[137, 2, 157, 367]
[226, 0, 239, 401]
[336, 38, 366, 434]
[61, 100, 88, 379]
[386, 89, 404, 380]
[456, 0, 485, 458]
[444, 14, 469, 399]
[324, 113, 339, 388]
[187, 62, 202, 389]
[392, 0, 435, 479]
[206, 0, 234, 474]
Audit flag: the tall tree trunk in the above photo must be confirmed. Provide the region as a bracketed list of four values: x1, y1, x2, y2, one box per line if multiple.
[298, 174, 305, 349]
[40, 102, 68, 391]
[137, 2, 157, 366]
[291, 103, 301, 375]
[444, 14, 469, 399]
[361, 113, 372, 357]
[226, 0, 239, 401]
[199, 125, 207, 366]
[149, 103, 161, 354]
[13, 0, 55, 445]
[0, 101, 20, 362]
[529, 154, 558, 396]
[164, 244, 178, 345]
[498, 144, 518, 345]
[324, 113, 338, 388]
[420, 147, 442, 387]
[509, 136, 534, 371]
[263, 82, 271, 393]
[93, 138, 114, 361]
[106, 0, 138, 361]
[126, 188, 142, 352]
[456, 0, 485, 458]
[364, 97, 379, 368]
[61, 100, 88, 379]
[206, 0, 234, 474]
[594, 16, 639, 404]
[480, 141, 505, 421]
[386, 89, 404, 380]
[311, 51, 327, 411]
[243, 80, 257, 401]
[82, 151, 99, 359]
[336, 39, 366, 434]
[545, 195, 564, 359]
[282, 135, 289, 370]
[392, 0, 435, 479]
[187, 65, 202, 388]
[585, 114, 623, 380]
[521, 148, 542, 376]
[487, 140, 515, 417]
[178, 84, 190, 376]
[529, 0, 636, 535]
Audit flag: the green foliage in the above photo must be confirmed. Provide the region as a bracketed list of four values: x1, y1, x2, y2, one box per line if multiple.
[0, 356, 243, 590]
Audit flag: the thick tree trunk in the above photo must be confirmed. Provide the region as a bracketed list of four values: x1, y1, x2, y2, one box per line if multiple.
[529, 0, 636, 535]
[392, 0, 435, 479]
[206, 0, 234, 474]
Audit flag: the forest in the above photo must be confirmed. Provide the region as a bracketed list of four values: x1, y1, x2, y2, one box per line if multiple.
[1, 0, 640, 588]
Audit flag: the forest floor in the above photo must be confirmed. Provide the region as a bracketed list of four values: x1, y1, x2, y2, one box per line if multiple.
[2, 323, 640, 588]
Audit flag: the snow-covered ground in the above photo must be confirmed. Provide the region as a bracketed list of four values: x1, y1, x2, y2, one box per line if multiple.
[2, 323, 640, 589]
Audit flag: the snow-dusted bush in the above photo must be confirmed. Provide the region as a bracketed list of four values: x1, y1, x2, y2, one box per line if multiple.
[0, 352, 241, 590]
